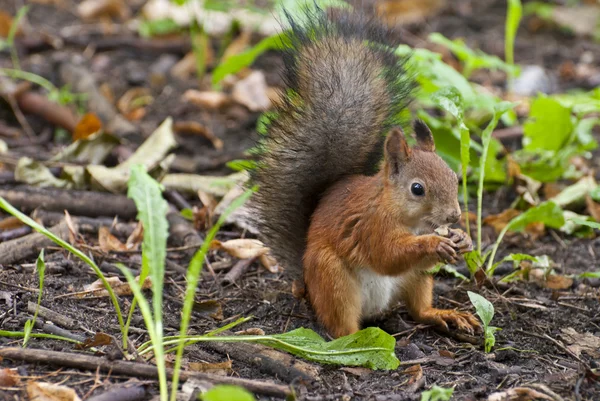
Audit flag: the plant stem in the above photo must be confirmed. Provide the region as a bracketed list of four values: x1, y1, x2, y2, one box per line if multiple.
[0, 68, 58, 94]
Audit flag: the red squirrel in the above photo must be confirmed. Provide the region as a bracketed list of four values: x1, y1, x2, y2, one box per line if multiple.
[249, 7, 481, 338]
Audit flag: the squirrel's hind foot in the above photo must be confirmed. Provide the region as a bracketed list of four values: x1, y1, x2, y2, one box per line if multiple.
[413, 308, 482, 336]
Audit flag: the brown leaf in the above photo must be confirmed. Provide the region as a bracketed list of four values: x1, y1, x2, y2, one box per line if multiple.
[188, 360, 232, 375]
[222, 30, 253, 60]
[74, 332, 113, 350]
[73, 113, 103, 141]
[0, 368, 20, 387]
[259, 253, 281, 273]
[26, 381, 82, 401]
[117, 88, 153, 122]
[438, 349, 455, 358]
[484, 209, 521, 234]
[340, 367, 372, 377]
[401, 364, 423, 384]
[98, 226, 128, 252]
[77, 276, 151, 298]
[234, 328, 265, 336]
[210, 239, 269, 260]
[174, 121, 223, 150]
[77, 0, 130, 21]
[0, 11, 14, 38]
[64, 210, 80, 245]
[586, 195, 600, 222]
[183, 90, 231, 110]
[376, 0, 446, 26]
[0, 216, 24, 230]
[529, 269, 573, 290]
[232, 71, 272, 112]
[126, 221, 144, 251]
[192, 300, 223, 320]
[559, 327, 600, 358]
[543, 182, 562, 199]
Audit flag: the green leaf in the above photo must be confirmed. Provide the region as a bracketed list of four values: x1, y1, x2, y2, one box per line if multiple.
[264, 327, 399, 370]
[507, 201, 565, 232]
[226, 159, 257, 172]
[578, 271, 600, 279]
[420, 385, 454, 401]
[201, 385, 255, 401]
[432, 87, 466, 126]
[550, 176, 597, 208]
[566, 216, 600, 230]
[126, 165, 170, 400]
[212, 33, 289, 86]
[467, 291, 494, 327]
[523, 97, 573, 152]
[505, 0, 522, 67]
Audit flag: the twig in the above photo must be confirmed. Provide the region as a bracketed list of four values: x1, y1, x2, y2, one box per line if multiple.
[222, 258, 256, 286]
[516, 329, 587, 366]
[0, 225, 32, 241]
[0, 186, 137, 219]
[0, 347, 291, 398]
[27, 301, 76, 329]
[85, 384, 148, 401]
[16, 91, 78, 132]
[0, 221, 72, 265]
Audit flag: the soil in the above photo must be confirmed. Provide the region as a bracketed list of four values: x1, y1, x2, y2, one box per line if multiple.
[1, 1, 599, 401]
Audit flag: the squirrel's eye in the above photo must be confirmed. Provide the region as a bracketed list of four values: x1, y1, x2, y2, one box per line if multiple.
[411, 183, 425, 196]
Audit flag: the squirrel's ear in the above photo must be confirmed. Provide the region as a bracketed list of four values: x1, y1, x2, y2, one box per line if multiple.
[413, 120, 435, 152]
[384, 127, 411, 176]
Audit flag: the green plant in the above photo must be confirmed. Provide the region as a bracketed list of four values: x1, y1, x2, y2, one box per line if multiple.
[505, 0, 522, 69]
[200, 385, 256, 401]
[140, 326, 400, 370]
[0, 196, 126, 347]
[23, 250, 45, 347]
[467, 291, 500, 353]
[486, 201, 565, 274]
[420, 385, 454, 401]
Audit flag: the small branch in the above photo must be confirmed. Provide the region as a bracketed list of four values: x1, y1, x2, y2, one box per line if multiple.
[85, 384, 148, 401]
[0, 221, 72, 265]
[222, 258, 256, 286]
[27, 301, 76, 329]
[0, 186, 137, 219]
[16, 91, 78, 132]
[0, 347, 291, 398]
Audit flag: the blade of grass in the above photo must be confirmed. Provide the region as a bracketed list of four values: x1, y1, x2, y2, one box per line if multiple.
[505, 0, 522, 68]
[23, 250, 45, 347]
[169, 187, 256, 401]
[7, 6, 29, 70]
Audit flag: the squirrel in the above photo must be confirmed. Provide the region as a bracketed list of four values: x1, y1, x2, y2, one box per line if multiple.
[249, 7, 481, 339]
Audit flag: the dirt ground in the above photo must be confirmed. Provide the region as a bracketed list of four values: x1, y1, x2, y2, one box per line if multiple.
[1, 1, 599, 400]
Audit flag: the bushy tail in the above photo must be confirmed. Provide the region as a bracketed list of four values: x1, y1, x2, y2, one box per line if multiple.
[250, 7, 415, 277]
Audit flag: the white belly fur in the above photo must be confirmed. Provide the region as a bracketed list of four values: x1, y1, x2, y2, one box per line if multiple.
[358, 268, 406, 319]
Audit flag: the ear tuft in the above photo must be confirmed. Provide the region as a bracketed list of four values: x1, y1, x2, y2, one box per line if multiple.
[384, 127, 410, 176]
[413, 120, 435, 152]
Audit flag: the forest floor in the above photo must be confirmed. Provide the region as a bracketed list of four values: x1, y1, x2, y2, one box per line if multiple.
[0, 0, 599, 400]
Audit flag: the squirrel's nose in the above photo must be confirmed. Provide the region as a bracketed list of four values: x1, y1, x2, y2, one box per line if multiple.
[447, 211, 460, 224]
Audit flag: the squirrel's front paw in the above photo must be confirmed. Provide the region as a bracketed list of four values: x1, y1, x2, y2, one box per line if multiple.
[448, 228, 473, 254]
[435, 237, 458, 264]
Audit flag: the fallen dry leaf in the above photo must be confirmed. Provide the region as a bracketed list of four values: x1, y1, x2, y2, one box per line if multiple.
[188, 360, 232, 375]
[0, 216, 24, 230]
[483, 209, 520, 234]
[183, 90, 230, 110]
[78, 0, 130, 21]
[174, 121, 223, 150]
[73, 113, 102, 141]
[586, 195, 600, 222]
[376, 0, 446, 26]
[194, 190, 218, 231]
[0, 368, 20, 387]
[98, 226, 128, 252]
[0, 11, 14, 38]
[211, 238, 269, 260]
[529, 268, 573, 290]
[340, 367, 372, 377]
[27, 381, 82, 401]
[77, 276, 151, 298]
[222, 30, 252, 60]
[234, 328, 265, 336]
[126, 221, 144, 251]
[401, 364, 423, 385]
[74, 332, 113, 350]
[192, 300, 223, 320]
[259, 253, 281, 273]
[487, 387, 554, 401]
[64, 210, 80, 245]
[232, 70, 271, 112]
[117, 88, 153, 121]
[559, 327, 600, 358]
